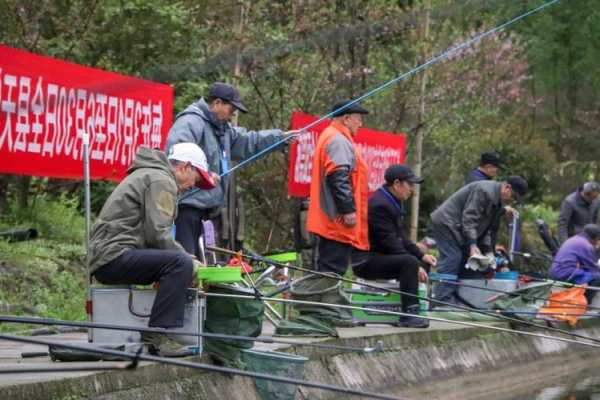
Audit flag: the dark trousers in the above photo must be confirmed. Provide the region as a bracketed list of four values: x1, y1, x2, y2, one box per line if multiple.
[93, 249, 193, 328]
[353, 253, 421, 309]
[175, 205, 205, 258]
[432, 224, 469, 301]
[586, 278, 600, 304]
[315, 235, 353, 275]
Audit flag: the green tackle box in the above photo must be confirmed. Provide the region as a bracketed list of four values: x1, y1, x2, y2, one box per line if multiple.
[349, 280, 403, 325]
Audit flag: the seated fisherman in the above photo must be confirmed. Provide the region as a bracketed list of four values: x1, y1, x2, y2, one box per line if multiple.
[353, 165, 437, 328]
[89, 143, 216, 357]
[549, 224, 600, 304]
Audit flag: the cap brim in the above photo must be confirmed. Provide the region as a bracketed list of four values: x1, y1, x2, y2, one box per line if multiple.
[196, 169, 217, 189]
[407, 176, 425, 184]
[230, 100, 248, 114]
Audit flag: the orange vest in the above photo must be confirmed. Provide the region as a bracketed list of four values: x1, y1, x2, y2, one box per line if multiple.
[306, 121, 369, 250]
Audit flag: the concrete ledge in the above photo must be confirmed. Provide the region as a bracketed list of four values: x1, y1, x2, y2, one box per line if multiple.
[3, 322, 600, 400]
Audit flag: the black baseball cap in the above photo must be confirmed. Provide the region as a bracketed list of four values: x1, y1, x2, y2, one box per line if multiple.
[506, 175, 528, 199]
[584, 224, 600, 241]
[384, 164, 424, 185]
[330, 99, 370, 118]
[208, 82, 248, 113]
[480, 151, 505, 169]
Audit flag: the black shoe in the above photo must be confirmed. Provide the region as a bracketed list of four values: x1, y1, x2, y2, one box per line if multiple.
[397, 305, 429, 329]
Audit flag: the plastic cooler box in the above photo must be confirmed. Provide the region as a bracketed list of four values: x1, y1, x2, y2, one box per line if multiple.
[457, 271, 519, 309]
[89, 287, 204, 352]
[349, 279, 402, 325]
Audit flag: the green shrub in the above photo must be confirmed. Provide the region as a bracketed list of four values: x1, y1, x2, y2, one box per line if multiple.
[521, 203, 559, 227]
[5, 194, 85, 243]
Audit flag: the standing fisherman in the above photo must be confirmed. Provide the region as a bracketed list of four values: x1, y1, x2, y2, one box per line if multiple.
[431, 176, 528, 304]
[465, 151, 506, 185]
[306, 100, 370, 275]
[165, 82, 297, 257]
[557, 182, 600, 244]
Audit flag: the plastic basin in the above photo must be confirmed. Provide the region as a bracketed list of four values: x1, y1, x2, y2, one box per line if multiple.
[197, 266, 241, 284]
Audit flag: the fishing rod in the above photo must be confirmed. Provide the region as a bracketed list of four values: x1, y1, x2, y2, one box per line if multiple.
[206, 245, 600, 345]
[0, 347, 143, 374]
[219, 0, 561, 178]
[429, 310, 596, 318]
[520, 275, 600, 292]
[430, 278, 600, 312]
[205, 292, 600, 349]
[0, 333, 405, 400]
[0, 315, 382, 354]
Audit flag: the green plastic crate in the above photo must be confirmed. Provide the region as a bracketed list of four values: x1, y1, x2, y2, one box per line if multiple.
[197, 266, 242, 284]
[349, 291, 402, 324]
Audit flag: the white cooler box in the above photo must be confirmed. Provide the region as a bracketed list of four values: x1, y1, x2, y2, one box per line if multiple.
[457, 278, 518, 309]
[89, 287, 204, 351]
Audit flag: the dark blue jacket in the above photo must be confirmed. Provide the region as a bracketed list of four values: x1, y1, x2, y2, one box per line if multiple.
[367, 187, 424, 259]
[465, 168, 492, 185]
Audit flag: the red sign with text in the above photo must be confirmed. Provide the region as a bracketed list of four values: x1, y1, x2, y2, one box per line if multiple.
[0, 45, 173, 181]
[288, 111, 406, 197]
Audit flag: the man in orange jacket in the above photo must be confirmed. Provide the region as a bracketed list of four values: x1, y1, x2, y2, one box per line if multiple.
[306, 100, 369, 275]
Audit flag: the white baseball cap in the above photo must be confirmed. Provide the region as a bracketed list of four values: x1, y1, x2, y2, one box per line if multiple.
[167, 142, 216, 189]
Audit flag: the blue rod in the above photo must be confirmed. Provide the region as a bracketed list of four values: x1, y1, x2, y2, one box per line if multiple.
[220, 0, 561, 178]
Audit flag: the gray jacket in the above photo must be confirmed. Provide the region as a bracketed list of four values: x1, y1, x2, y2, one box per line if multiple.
[165, 98, 284, 214]
[431, 181, 504, 250]
[557, 191, 599, 243]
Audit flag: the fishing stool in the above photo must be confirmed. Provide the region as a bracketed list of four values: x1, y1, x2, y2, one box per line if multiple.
[88, 284, 205, 354]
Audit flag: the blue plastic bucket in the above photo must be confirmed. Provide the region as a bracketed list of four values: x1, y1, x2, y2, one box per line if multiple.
[494, 271, 518, 280]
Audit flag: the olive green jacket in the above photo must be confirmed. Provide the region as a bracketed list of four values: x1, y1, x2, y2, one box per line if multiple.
[89, 147, 184, 272]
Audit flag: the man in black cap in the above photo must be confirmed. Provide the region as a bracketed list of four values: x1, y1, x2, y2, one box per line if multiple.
[353, 164, 437, 328]
[465, 151, 505, 185]
[431, 176, 528, 304]
[165, 82, 298, 257]
[306, 99, 370, 277]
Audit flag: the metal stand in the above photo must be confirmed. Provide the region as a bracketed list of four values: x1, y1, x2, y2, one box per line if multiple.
[83, 133, 93, 342]
[509, 212, 519, 264]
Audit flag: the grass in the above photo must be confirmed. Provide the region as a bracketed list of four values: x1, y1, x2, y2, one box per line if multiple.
[0, 195, 87, 332]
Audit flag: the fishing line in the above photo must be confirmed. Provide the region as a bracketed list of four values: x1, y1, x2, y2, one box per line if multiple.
[220, 0, 561, 178]
[207, 245, 600, 345]
[0, 333, 405, 400]
[206, 292, 600, 349]
[521, 275, 600, 292]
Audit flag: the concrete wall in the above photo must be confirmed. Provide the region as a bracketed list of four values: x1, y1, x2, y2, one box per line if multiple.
[3, 322, 600, 400]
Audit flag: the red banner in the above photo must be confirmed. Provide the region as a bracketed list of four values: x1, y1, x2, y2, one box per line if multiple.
[0, 45, 174, 181]
[288, 111, 406, 197]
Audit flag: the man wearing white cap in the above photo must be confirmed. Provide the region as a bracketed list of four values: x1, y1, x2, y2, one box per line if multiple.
[90, 143, 215, 357]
